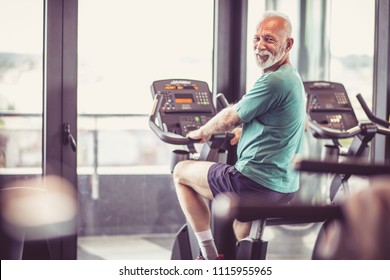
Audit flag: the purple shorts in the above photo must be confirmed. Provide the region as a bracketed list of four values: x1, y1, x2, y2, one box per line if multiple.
[207, 163, 294, 204]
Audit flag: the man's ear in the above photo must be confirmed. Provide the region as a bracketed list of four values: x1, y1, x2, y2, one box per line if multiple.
[286, 38, 294, 52]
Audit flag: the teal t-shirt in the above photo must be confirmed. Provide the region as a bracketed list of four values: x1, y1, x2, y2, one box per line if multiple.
[235, 64, 305, 193]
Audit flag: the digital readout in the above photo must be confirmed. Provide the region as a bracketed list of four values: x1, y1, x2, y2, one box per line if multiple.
[175, 98, 194, 104]
[164, 85, 199, 90]
[174, 93, 194, 104]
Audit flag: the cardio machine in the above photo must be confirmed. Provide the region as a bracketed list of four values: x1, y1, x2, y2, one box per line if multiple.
[213, 81, 390, 260]
[149, 79, 233, 260]
[303, 81, 390, 258]
[304, 81, 390, 201]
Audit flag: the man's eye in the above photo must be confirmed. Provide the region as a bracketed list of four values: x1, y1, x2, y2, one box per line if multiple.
[253, 36, 260, 42]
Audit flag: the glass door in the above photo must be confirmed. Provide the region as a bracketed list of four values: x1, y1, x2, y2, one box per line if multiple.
[0, 0, 49, 260]
[1, 0, 79, 260]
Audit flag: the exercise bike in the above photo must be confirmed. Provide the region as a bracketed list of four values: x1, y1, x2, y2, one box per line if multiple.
[303, 81, 390, 258]
[148, 79, 233, 260]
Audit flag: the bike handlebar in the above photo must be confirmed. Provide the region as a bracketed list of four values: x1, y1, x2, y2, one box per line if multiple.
[308, 94, 390, 139]
[377, 126, 390, 136]
[216, 93, 230, 108]
[149, 93, 200, 145]
[294, 159, 390, 176]
[356, 93, 390, 128]
[149, 92, 234, 145]
[307, 121, 362, 139]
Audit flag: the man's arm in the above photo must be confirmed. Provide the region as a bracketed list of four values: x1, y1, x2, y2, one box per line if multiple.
[187, 104, 242, 142]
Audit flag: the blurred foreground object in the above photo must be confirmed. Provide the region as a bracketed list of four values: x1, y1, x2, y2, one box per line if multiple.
[317, 176, 390, 260]
[1, 176, 77, 259]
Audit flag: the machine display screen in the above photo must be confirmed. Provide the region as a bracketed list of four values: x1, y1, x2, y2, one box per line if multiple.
[174, 94, 194, 104]
[165, 85, 199, 90]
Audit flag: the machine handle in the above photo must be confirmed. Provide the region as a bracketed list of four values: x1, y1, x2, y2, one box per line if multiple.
[149, 93, 199, 145]
[216, 93, 230, 109]
[307, 120, 361, 139]
[377, 126, 390, 136]
[294, 159, 390, 176]
[149, 92, 236, 145]
[356, 94, 390, 128]
[307, 95, 390, 138]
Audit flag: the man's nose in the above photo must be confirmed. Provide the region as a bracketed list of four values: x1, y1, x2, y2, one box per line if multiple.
[255, 39, 265, 51]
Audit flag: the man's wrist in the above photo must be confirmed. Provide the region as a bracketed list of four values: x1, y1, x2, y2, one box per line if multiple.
[199, 126, 208, 139]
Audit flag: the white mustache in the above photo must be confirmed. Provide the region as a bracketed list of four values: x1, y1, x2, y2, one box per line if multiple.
[254, 49, 272, 56]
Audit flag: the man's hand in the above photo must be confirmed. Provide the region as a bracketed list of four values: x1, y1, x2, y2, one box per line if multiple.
[187, 105, 242, 144]
[187, 128, 210, 143]
[230, 127, 242, 145]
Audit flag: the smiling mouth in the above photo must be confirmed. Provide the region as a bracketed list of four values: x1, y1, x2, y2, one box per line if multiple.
[257, 54, 269, 62]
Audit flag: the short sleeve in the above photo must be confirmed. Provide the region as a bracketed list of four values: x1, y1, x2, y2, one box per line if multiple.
[236, 73, 280, 123]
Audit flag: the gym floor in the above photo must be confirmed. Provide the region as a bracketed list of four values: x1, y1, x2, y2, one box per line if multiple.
[77, 175, 371, 260]
[77, 223, 322, 260]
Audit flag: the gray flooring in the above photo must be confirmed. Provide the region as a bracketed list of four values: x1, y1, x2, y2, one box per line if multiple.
[77, 223, 322, 260]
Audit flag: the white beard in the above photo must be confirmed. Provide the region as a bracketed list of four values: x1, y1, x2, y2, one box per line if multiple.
[255, 47, 286, 69]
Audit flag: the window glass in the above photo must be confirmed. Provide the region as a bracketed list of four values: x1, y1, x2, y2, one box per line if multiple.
[329, 0, 375, 119]
[77, 0, 214, 259]
[77, 0, 214, 171]
[0, 0, 44, 173]
[78, 0, 213, 115]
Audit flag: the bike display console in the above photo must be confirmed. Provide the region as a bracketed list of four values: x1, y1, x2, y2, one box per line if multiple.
[151, 79, 216, 136]
[304, 81, 359, 138]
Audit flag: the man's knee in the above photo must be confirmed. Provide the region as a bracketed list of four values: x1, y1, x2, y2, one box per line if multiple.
[172, 161, 215, 200]
[172, 160, 190, 185]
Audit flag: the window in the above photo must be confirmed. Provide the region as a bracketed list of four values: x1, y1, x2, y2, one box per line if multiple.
[0, 0, 44, 174]
[78, 0, 214, 171]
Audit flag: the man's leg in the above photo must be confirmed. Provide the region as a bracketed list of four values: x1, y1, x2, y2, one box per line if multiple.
[233, 220, 252, 240]
[172, 160, 219, 259]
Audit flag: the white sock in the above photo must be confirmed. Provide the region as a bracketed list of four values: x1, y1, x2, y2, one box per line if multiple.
[195, 229, 218, 260]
